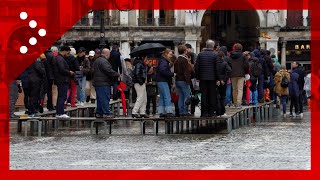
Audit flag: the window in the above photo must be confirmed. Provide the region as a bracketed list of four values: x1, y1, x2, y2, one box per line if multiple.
[287, 10, 303, 27]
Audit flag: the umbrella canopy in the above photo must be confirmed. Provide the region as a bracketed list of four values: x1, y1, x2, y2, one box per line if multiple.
[130, 43, 166, 57]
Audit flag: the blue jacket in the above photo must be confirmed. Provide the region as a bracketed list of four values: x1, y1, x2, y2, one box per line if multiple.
[289, 72, 299, 97]
[156, 56, 174, 82]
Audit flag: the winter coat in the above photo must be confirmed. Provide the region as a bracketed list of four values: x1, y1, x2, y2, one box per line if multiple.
[54, 54, 71, 85]
[132, 58, 147, 85]
[93, 56, 119, 87]
[146, 65, 157, 96]
[109, 50, 122, 73]
[86, 58, 95, 81]
[156, 56, 174, 82]
[195, 48, 218, 81]
[253, 49, 266, 76]
[289, 72, 300, 97]
[293, 66, 306, 91]
[274, 69, 290, 96]
[67, 55, 80, 73]
[29, 58, 46, 83]
[216, 56, 232, 83]
[20, 68, 30, 89]
[44, 50, 55, 80]
[174, 55, 192, 84]
[248, 57, 260, 81]
[261, 50, 274, 77]
[228, 50, 249, 78]
[77, 56, 91, 76]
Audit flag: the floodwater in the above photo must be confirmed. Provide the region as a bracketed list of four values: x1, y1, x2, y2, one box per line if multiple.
[10, 112, 310, 170]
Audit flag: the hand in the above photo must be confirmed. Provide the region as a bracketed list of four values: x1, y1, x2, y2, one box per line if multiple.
[221, 80, 225, 86]
[216, 81, 220, 86]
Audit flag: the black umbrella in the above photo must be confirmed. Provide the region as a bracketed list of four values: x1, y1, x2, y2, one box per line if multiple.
[130, 43, 166, 57]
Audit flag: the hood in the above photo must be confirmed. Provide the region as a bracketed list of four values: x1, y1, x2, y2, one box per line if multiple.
[220, 46, 228, 56]
[230, 50, 243, 59]
[133, 58, 144, 66]
[252, 49, 261, 58]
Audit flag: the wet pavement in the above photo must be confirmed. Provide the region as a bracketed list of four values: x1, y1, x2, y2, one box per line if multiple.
[10, 111, 310, 170]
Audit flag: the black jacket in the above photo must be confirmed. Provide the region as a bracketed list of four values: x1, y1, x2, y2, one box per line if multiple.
[132, 59, 147, 85]
[44, 50, 55, 80]
[77, 56, 91, 76]
[109, 50, 122, 73]
[156, 56, 174, 82]
[93, 56, 120, 87]
[195, 48, 218, 81]
[29, 58, 46, 83]
[293, 66, 306, 91]
[54, 54, 70, 85]
[67, 55, 80, 73]
[228, 50, 249, 78]
[261, 50, 274, 77]
[216, 56, 231, 83]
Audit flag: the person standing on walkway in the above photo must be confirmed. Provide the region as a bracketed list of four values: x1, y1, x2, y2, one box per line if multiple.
[66, 48, 80, 107]
[109, 44, 122, 100]
[76, 47, 90, 106]
[289, 70, 300, 117]
[27, 56, 46, 117]
[174, 45, 193, 117]
[248, 54, 261, 105]
[86, 49, 99, 103]
[146, 60, 157, 116]
[292, 62, 306, 117]
[156, 49, 175, 117]
[195, 39, 219, 117]
[274, 65, 290, 118]
[253, 49, 267, 103]
[216, 50, 231, 117]
[43, 48, 56, 111]
[228, 43, 249, 109]
[93, 48, 120, 118]
[132, 56, 148, 118]
[54, 45, 73, 119]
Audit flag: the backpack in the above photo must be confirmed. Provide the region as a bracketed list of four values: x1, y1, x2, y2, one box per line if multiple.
[251, 60, 262, 77]
[281, 74, 289, 88]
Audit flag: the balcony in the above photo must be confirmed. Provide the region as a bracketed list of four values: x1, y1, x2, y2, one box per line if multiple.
[159, 18, 176, 26]
[75, 17, 111, 27]
[138, 18, 155, 26]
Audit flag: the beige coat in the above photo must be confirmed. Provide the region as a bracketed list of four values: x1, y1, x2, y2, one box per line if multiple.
[274, 69, 290, 96]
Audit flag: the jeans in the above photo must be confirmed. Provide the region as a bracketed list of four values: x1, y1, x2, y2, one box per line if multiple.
[95, 85, 112, 115]
[280, 96, 288, 114]
[77, 76, 86, 103]
[200, 80, 217, 116]
[57, 83, 69, 115]
[157, 82, 172, 114]
[225, 83, 232, 105]
[217, 84, 227, 116]
[133, 83, 147, 115]
[9, 81, 19, 116]
[258, 74, 264, 100]
[250, 90, 258, 105]
[176, 81, 190, 115]
[290, 95, 299, 114]
[28, 80, 41, 114]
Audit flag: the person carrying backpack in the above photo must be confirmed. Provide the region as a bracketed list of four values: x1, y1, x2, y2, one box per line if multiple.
[274, 65, 290, 118]
[248, 55, 261, 105]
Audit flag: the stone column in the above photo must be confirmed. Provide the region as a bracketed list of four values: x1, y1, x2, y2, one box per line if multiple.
[120, 41, 131, 59]
[154, 10, 159, 26]
[303, 10, 309, 26]
[120, 11, 129, 26]
[173, 41, 180, 56]
[281, 40, 287, 66]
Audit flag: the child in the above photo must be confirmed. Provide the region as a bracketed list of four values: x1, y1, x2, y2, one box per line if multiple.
[146, 61, 157, 116]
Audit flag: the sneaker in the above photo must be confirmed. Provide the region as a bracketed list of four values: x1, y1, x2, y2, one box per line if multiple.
[300, 113, 304, 118]
[221, 113, 228, 117]
[103, 114, 114, 118]
[80, 102, 85, 107]
[24, 110, 29, 114]
[289, 113, 293, 117]
[140, 114, 149, 118]
[237, 105, 242, 109]
[283, 114, 287, 118]
[159, 114, 167, 118]
[132, 114, 141, 118]
[28, 114, 40, 118]
[10, 114, 20, 119]
[56, 114, 70, 119]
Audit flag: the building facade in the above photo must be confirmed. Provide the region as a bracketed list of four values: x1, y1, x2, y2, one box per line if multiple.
[62, 9, 310, 70]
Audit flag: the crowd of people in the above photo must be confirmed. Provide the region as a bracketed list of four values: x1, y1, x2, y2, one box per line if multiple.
[9, 40, 311, 119]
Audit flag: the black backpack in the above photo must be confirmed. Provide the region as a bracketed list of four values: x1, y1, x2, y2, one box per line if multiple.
[281, 74, 289, 88]
[251, 61, 262, 77]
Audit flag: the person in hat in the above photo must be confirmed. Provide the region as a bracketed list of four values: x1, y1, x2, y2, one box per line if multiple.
[76, 47, 90, 106]
[66, 47, 80, 107]
[86, 49, 98, 103]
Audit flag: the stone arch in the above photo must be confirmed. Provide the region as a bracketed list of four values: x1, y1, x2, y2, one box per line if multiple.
[196, 9, 265, 27]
